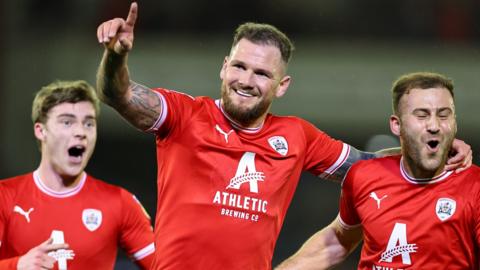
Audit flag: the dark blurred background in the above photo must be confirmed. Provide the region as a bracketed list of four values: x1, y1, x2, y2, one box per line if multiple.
[1, 0, 479, 268]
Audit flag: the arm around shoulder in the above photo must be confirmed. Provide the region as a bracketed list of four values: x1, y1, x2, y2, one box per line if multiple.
[275, 216, 362, 270]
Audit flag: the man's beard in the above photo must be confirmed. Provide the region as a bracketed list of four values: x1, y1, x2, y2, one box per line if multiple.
[221, 85, 271, 127]
[401, 128, 454, 176]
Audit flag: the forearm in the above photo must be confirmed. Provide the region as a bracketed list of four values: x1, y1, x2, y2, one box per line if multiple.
[275, 227, 351, 270]
[96, 49, 131, 108]
[374, 147, 400, 158]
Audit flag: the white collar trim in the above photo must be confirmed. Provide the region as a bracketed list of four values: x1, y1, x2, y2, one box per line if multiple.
[399, 157, 452, 184]
[33, 170, 86, 198]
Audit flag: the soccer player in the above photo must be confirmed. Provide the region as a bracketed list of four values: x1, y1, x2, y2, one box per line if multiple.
[95, 3, 471, 269]
[0, 80, 155, 270]
[275, 72, 480, 269]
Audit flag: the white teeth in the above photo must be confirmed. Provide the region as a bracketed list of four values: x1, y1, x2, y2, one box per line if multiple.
[235, 89, 254, 97]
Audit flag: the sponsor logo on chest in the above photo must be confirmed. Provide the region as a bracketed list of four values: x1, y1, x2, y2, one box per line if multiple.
[212, 152, 268, 222]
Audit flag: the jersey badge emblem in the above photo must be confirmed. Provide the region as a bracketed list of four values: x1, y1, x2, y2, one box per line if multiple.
[436, 198, 456, 221]
[268, 136, 288, 156]
[82, 209, 102, 231]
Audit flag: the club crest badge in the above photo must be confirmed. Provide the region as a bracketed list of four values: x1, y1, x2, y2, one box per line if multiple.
[268, 136, 288, 156]
[82, 209, 102, 231]
[436, 198, 456, 221]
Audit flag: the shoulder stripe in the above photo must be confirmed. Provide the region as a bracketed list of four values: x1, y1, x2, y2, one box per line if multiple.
[132, 243, 155, 260]
[146, 91, 168, 133]
[319, 143, 350, 178]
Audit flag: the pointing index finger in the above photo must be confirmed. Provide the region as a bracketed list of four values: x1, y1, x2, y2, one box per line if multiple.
[126, 2, 138, 27]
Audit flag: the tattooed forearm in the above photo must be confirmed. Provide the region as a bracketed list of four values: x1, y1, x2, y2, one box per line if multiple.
[124, 82, 162, 129]
[96, 50, 130, 106]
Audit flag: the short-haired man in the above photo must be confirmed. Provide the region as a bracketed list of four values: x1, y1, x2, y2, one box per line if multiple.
[276, 72, 480, 269]
[0, 80, 155, 269]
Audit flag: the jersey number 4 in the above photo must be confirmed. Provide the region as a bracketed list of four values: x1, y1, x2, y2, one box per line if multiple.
[48, 230, 75, 270]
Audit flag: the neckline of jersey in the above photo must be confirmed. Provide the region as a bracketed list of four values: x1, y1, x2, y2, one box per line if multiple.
[215, 99, 265, 134]
[33, 170, 87, 198]
[399, 157, 453, 184]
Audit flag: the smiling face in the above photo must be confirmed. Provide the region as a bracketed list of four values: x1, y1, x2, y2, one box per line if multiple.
[35, 101, 97, 179]
[390, 87, 457, 178]
[220, 38, 291, 128]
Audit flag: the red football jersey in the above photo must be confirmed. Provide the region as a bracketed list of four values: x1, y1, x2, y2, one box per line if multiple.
[340, 155, 480, 269]
[0, 171, 155, 270]
[147, 89, 349, 269]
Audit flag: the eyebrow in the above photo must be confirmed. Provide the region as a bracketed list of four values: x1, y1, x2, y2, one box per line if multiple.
[57, 113, 96, 120]
[412, 107, 453, 114]
[57, 113, 76, 118]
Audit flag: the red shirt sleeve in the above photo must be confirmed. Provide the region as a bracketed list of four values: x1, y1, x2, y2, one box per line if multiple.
[0, 256, 19, 269]
[119, 190, 155, 269]
[149, 88, 196, 138]
[473, 172, 480, 247]
[0, 181, 17, 269]
[300, 118, 346, 176]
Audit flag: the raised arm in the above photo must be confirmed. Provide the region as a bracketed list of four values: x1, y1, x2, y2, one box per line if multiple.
[96, 2, 162, 130]
[275, 216, 362, 270]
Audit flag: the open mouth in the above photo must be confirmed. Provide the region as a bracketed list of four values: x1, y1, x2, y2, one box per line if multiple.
[426, 140, 439, 151]
[68, 146, 85, 158]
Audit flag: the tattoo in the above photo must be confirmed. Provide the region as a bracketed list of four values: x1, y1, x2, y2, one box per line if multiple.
[323, 147, 376, 183]
[125, 82, 162, 130]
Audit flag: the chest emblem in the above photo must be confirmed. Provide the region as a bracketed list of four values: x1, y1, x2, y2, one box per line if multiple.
[268, 136, 288, 156]
[13, 205, 34, 223]
[436, 198, 456, 221]
[82, 209, 102, 231]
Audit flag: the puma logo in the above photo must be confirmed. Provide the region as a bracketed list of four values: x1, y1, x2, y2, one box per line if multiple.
[13, 205, 34, 223]
[370, 192, 388, 209]
[215, 125, 234, 143]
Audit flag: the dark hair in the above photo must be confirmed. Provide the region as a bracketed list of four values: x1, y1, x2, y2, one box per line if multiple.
[232, 22, 294, 64]
[392, 72, 454, 115]
[32, 80, 100, 124]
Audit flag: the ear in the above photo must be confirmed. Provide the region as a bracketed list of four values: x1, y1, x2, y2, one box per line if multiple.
[390, 114, 401, 136]
[34, 123, 45, 141]
[219, 56, 229, 80]
[275, 75, 292, 98]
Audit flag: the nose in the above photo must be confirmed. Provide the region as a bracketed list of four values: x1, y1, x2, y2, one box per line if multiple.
[426, 117, 440, 134]
[238, 70, 254, 88]
[73, 124, 87, 139]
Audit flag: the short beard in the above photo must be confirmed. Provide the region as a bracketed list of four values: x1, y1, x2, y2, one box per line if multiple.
[221, 86, 271, 127]
[401, 128, 454, 176]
